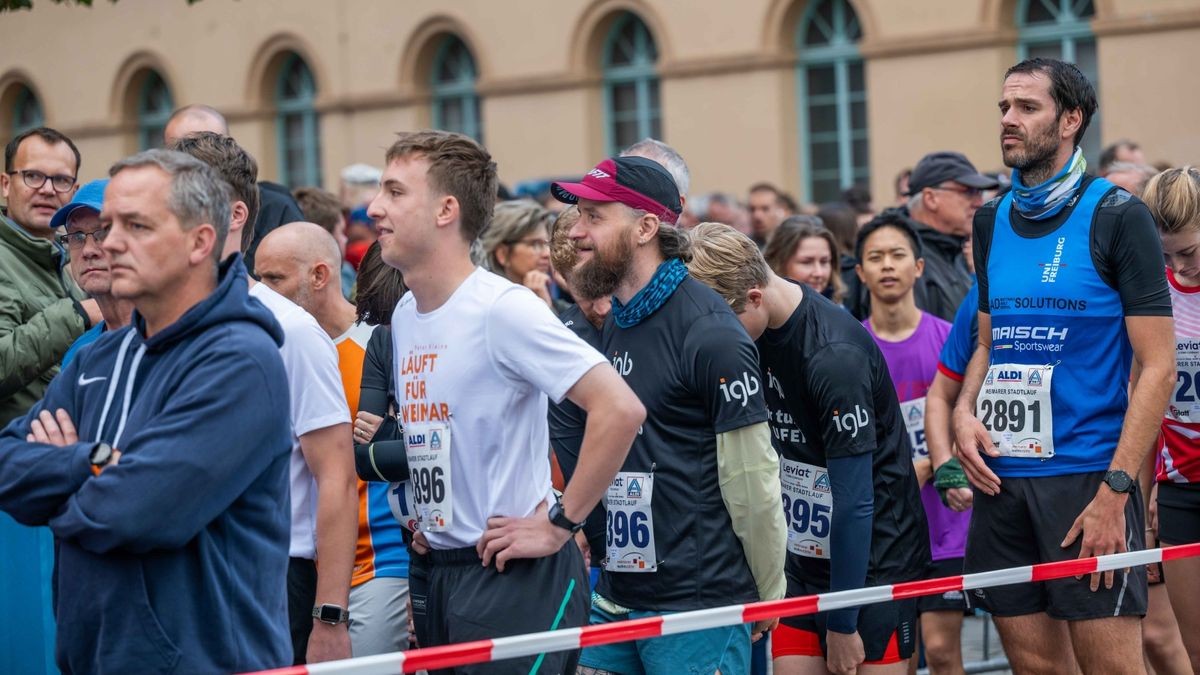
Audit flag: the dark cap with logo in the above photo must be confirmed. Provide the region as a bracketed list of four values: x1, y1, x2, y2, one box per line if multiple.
[907, 151, 999, 195]
[551, 156, 682, 224]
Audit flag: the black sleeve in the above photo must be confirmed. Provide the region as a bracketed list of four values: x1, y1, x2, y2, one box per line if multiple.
[1092, 193, 1172, 317]
[358, 325, 393, 417]
[682, 311, 769, 433]
[805, 343, 878, 458]
[973, 200, 998, 314]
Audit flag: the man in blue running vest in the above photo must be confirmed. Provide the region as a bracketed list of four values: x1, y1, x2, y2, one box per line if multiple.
[952, 58, 1175, 673]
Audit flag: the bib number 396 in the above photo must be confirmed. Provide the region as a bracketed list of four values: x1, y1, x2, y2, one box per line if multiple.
[977, 363, 1055, 458]
[404, 422, 453, 532]
[604, 472, 656, 573]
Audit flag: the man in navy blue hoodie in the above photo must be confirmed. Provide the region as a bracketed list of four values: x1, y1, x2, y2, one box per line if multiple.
[0, 149, 293, 674]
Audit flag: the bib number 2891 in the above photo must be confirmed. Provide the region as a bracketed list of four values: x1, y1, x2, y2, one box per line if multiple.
[977, 363, 1055, 459]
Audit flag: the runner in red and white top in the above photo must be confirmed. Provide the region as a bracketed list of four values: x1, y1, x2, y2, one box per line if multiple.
[1145, 166, 1200, 673]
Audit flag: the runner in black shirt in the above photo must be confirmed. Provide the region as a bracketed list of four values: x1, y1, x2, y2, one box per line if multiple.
[554, 157, 786, 675]
[689, 222, 930, 675]
[548, 206, 611, 569]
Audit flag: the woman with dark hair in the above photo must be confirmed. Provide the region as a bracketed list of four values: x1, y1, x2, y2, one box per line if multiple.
[347, 241, 414, 655]
[763, 215, 846, 304]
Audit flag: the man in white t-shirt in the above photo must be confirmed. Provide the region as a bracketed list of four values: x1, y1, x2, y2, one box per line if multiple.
[366, 130, 644, 674]
[170, 133, 356, 665]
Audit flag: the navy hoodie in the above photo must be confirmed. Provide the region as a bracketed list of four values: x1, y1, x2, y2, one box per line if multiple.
[0, 255, 293, 674]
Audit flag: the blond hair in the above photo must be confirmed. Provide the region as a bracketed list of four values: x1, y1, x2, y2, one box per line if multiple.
[550, 206, 581, 277]
[1143, 167, 1200, 234]
[686, 222, 770, 313]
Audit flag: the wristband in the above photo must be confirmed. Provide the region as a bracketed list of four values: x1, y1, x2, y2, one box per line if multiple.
[934, 457, 969, 507]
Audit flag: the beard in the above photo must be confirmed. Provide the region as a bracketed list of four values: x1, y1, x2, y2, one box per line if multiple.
[571, 226, 635, 301]
[1001, 119, 1061, 179]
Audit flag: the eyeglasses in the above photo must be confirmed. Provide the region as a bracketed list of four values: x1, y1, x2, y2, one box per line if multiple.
[8, 169, 77, 193]
[512, 238, 550, 252]
[57, 228, 108, 250]
[930, 185, 984, 199]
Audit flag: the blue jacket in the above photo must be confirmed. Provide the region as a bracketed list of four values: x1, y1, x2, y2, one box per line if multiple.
[0, 255, 293, 674]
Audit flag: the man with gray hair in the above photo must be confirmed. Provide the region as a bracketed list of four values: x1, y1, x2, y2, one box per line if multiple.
[0, 149, 294, 672]
[620, 137, 690, 206]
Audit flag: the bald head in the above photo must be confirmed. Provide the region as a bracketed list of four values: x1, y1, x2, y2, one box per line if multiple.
[164, 105, 229, 145]
[254, 221, 344, 312]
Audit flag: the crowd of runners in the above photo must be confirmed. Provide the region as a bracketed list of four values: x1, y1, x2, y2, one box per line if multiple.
[0, 55, 1199, 675]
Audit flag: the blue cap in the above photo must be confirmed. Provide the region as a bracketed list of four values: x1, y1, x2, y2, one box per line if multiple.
[50, 178, 109, 230]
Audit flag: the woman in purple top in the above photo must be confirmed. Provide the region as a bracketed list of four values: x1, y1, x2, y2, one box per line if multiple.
[856, 213, 971, 674]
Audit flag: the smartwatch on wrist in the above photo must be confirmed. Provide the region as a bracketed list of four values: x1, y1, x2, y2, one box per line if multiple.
[1102, 470, 1136, 495]
[312, 604, 350, 625]
[89, 442, 114, 476]
[548, 501, 585, 533]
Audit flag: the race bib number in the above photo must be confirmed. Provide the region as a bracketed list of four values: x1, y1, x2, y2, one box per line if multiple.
[604, 472, 656, 573]
[780, 459, 832, 559]
[900, 397, 928, 460]
[387, 481, 419, 532]
[404, 422, 452, 532]
[978, 363, 1055, 458]
[1168, 341, 1200, 422]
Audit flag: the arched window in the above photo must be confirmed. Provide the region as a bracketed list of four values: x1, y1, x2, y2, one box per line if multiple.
[275, 53, 322, 188]
[430, 36, 482, 143]
[137, 71, 174, 150]
[602, 13, 661, 156]
[797, 0, 868, 204]
[1017, 0, 1099, 161]
[11, 85, 43, 137]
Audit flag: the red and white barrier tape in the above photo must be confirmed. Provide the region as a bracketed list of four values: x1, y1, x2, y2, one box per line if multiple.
[252, 543, 1200, 675]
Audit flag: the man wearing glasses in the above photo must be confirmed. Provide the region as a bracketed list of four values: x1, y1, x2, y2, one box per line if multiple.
[49, 179, 136, 366]
[901, 151, 999, 321]
[0, 127, 102, 425]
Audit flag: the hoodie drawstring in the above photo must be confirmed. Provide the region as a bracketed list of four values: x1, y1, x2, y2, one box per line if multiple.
[94, 330, 146, 448]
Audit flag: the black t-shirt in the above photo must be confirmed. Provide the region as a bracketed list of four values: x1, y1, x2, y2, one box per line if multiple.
[547, 303, 606, 566]
[758, 288, 930, 587]
[975, 176, 1171, 317]
[596, 276, 768, 611]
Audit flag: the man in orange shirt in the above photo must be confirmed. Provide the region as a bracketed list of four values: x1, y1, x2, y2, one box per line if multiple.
[255, 221, 410, 656]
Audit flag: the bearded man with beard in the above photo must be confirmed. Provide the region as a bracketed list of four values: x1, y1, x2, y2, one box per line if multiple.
[951, 58, 1174, 673]
[553, 156, 786, 675]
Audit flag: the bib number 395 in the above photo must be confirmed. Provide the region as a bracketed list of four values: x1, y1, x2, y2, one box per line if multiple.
[780, 459, 833, 559]
[404, 422, 453, 532]
[604, 472, 656, 573]
[977, 363, 1055, 459]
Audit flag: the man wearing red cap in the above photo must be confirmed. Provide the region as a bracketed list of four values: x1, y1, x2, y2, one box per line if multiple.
[554, 156, 787, 675]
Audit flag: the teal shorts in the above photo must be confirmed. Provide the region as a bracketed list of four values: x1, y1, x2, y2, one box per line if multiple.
[577, 594, 751, 675]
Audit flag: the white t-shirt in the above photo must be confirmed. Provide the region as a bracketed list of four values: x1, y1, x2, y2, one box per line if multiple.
[251, 282, 351, 559]
[391, 267, 606, 549]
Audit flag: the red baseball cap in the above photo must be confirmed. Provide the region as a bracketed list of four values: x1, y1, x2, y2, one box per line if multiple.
[551, 156, 682, 224]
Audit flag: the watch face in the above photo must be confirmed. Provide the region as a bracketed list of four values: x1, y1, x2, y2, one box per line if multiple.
[316, 605, 345, 623]
[1108, 472, 1132, 492]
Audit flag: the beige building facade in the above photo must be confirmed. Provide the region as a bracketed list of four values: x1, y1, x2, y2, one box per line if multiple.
[1, 0, 1198, 208]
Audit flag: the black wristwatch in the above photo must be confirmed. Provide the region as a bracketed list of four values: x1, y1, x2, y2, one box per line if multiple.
[89, 442, 114, 471]
[1102, 470, 1137, 495]
[548, 501, 585, 533]
[312, 604, 350, 625]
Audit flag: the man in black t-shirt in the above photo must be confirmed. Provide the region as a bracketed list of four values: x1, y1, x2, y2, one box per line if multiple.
[548, 205, 611, 569]
[689, 222, 930, 675]
[554, 158, 786, 675]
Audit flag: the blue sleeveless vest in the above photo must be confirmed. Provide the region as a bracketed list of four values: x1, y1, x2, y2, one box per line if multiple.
[985, 178, 1128, 477]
